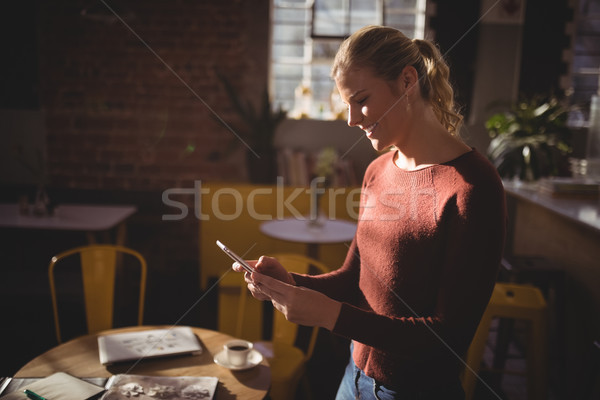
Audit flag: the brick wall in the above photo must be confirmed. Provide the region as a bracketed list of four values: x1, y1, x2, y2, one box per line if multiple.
[12, 1, 273, 312]
[39, 0, 270, 192]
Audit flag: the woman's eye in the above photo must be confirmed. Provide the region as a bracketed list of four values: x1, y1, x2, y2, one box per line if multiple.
[357, 98, 367, 105]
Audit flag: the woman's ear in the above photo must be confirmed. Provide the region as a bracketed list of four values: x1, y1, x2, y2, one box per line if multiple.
[400, 65, 419, 95]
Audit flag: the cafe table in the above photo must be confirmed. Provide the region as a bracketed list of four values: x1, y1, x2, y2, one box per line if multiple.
[14, 325, 270, 400]
[260, 217, 357, 259]
[0, 203, 137, 245]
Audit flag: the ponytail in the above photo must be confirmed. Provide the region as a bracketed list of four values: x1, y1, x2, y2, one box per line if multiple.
[412, 39, 463, 136]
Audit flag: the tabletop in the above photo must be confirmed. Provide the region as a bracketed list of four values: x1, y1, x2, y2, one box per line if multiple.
[14, 326, 270, 400]
[260, 218, 357, 244]
[0, 203, 137, 231]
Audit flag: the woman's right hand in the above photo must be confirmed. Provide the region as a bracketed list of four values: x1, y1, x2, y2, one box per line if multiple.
[232, 255, 295, 301]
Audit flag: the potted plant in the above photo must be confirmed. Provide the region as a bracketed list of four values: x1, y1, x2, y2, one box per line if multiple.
[215, 73, 287, 183]
[485, 94, 573, 181]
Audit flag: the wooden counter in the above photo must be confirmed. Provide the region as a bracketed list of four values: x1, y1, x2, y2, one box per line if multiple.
[503, 181, 600, 397]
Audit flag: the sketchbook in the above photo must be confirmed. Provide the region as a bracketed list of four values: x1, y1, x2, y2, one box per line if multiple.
[97, 326, 202, 365]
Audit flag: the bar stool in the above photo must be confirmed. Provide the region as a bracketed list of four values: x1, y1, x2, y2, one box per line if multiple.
[497, 256, 566, 396]
[462, 282, 548, 400]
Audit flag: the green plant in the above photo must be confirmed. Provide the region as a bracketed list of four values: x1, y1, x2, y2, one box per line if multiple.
[485, 95, 573, 181]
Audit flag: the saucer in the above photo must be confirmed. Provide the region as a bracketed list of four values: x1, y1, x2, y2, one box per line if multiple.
[213, 349, 264, 371]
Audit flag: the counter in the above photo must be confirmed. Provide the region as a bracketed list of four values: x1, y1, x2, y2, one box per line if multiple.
[503, 180, 599, 397]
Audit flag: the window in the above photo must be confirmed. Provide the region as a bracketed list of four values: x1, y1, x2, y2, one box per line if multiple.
[270, 0, 428, 120]
[569, 0, 600, 116]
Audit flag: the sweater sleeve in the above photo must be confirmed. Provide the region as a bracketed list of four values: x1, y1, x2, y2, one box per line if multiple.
[291, 236, 363, 304]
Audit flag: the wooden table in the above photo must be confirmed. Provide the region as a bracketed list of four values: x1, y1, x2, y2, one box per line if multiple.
[260, 218, 356, 259]
[15, 326, 270, 400]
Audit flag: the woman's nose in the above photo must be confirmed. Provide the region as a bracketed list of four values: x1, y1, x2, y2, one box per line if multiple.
[347, 106, 362, 127]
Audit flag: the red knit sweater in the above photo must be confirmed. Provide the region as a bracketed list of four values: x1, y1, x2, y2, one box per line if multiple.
[292, 149, 506, 388]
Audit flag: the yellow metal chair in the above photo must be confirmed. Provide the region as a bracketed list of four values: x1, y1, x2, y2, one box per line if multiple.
[48, 245, 147, 343]
[233, 253, 330, 400]
[462, 282, 548, 400]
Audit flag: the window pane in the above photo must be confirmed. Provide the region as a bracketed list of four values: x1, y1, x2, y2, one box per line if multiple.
[274, 7, 309, 24]
[385, 12, 416, 27]
[385, 0, 418, 8]
[312, 39, 342, 59]
[313, 0, 347, 36]
[572, 49, 600, 71]
[274, 0, 307, 5]
[273, 63, 304, 80]
[273, 78, 298, 111]
[273, 24, 306, 43]
[272, 43, 305, 59]
[350, 0, 378, 32]
[385, 14, 417, 36]
[352, 0, 377, 11]
[311, 64, 336, 117]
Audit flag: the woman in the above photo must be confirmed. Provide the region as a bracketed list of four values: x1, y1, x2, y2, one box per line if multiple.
[234, 25, 506, 399]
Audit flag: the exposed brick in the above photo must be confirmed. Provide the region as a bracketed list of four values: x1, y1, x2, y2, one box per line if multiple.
[40, 1, 269, 192]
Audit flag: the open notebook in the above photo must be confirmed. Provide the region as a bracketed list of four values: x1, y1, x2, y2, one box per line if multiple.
[97, 326, 202, 365]
[0, 373, 105, 400]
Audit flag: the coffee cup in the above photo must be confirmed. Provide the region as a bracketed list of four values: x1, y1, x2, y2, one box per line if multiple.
[224, 339, 253, 367]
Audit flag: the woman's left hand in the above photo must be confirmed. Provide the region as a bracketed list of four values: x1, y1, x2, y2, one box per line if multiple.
[251, 272, 341, 331]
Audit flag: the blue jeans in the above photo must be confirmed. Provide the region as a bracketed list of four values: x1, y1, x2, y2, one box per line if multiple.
[335, 344, 465, 400]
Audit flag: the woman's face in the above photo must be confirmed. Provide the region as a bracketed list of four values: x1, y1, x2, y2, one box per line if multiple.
[335, 66, 406, 152]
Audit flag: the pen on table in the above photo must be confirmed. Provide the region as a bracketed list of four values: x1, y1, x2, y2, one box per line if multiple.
[24, 389, 48, 400]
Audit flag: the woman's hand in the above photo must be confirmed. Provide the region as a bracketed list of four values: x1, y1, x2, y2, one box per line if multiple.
[232, 255, 295, 301]
[251, 272, 342, 331]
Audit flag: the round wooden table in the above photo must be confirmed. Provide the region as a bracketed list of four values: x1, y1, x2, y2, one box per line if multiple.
[15, 326, 270, 400]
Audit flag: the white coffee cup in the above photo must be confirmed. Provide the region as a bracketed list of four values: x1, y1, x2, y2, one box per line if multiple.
[224, 339, 253, 367]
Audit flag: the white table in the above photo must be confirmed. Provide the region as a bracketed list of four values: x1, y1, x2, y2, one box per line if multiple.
[0, 203, 137, 245]
[260, 218, 357, 259]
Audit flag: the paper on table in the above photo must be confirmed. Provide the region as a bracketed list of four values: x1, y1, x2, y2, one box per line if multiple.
[98, 326, 202, 365]
[0, 372, 105, 400]
[100, 375, 218, 400]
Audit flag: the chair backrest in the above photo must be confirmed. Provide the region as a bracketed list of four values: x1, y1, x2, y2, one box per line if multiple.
[48, 245, 147, 343]
[236, 253, 330, 361]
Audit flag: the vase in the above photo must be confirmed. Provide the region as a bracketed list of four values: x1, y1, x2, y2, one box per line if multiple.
[307, 191, 325, 229]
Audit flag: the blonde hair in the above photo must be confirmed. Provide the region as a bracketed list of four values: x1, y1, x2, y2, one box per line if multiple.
[332, 25, 463, 136]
